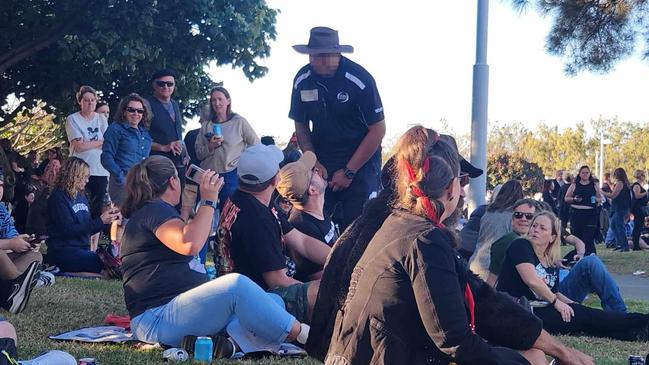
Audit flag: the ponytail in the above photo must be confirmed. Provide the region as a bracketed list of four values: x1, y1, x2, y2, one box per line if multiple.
[121, 156, 176, 218]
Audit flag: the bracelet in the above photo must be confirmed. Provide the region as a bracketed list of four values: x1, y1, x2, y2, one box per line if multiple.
[551, 296, 558, 305]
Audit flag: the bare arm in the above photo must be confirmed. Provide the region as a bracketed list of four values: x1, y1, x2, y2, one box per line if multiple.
[531, 330, 594, 365]
[633, 184, 647, 199]
[151, 141, 171, 153]
[262, 269, 302, 289]
[515, 263, 556, 302]
[564, 235, 586, 257]
[604, 182, 622, 199]
[294, 122, 314, 153]
[154, 171, 222, 256]
[70, 138, 103, 153]
[564, 183, 576, 203]
[345, 120, 386, 171]
[283, 229, 331, 265]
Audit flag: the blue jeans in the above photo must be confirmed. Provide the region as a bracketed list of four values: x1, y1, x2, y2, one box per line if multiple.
[610, 209, 630, 251]
[559, 255, 627, 313]
[218, 169, 239, 210]
[130, 274, 295, 351]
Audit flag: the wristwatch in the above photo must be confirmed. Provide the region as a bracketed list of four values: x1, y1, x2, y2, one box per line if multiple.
[343, 167, 356, 180]
[200, 200, 218, 210]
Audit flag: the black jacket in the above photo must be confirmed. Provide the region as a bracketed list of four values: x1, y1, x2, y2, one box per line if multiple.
[324, 210, 538, 365]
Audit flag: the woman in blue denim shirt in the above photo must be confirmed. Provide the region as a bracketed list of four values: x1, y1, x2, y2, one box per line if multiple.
[101, 93, 153, 207]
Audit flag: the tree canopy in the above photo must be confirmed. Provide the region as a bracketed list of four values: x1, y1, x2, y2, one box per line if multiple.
[509, 0, 649, 74]
[0, 0, 277, 126]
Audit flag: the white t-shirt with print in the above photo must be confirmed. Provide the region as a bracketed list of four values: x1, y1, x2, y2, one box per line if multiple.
[65, 112, 109, 176]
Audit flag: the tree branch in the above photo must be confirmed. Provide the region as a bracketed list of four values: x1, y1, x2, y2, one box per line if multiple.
[0, 18, 80, 75]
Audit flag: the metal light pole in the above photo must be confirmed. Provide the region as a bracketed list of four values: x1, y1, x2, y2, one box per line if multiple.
[468, 0, 490, 212]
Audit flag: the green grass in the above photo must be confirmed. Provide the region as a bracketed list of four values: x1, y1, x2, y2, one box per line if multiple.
[561, 244, 649, 275]
[4, 274, 648, 364]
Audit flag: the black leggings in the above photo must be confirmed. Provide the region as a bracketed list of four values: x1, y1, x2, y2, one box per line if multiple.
[86, 176, 108, 219]
[534, 303, 649, 341]
[569, 208, 598, 255]
[632, 208, 645, 250]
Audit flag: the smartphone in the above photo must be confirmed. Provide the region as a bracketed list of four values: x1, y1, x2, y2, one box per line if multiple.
[185, 164, 206, 184]
[28, 235, 45, 247]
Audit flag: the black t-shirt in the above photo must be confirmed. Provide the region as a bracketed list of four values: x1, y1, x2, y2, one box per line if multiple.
[288, 208, 338, 281]
[216, 190, 296, 289]
[632, 182, 648, 211]
[121, 200, 207, 318]
[496, 238, 559, 301]
[289, 56, 384, 173]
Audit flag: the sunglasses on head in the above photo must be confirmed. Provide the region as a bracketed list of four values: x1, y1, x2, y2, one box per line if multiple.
[155, 80, 175, 88]
[513, 211, 535, 220]
[126, 107, 145, 114]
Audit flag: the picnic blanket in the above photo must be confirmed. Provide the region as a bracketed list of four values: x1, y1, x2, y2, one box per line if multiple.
[49, 326, 134, 343]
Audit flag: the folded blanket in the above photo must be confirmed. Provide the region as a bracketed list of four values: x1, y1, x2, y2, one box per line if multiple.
[50, 326, 133, 343]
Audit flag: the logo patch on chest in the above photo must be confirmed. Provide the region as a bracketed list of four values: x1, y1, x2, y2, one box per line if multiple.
[336, 92, 349, 103]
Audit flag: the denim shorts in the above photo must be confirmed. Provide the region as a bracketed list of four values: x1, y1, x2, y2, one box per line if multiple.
[268, 282, 310, 324]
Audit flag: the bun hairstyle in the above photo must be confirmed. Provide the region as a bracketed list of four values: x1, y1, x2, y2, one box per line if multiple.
[121, 156, 177, 218]
[393, 125, 459, 227]
[76, 85, 97, 103]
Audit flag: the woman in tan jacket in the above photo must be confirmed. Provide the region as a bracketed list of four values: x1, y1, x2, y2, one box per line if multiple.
[195, 86, 259, 209]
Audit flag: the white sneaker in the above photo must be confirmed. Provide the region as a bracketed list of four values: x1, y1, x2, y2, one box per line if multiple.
[19, 350, 76, 365]
[34, 272, 55, 288]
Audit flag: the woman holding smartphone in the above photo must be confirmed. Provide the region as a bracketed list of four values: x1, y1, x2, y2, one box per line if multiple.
[120, 156, 310, 358]
[194, 86, 259, 208]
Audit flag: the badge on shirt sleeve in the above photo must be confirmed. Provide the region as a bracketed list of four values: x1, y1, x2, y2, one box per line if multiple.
[300, 89, 319, 102]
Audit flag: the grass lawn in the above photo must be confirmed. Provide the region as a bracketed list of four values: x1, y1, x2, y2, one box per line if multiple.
[4, 248, 648, 364]
[561, 244, 649, 275]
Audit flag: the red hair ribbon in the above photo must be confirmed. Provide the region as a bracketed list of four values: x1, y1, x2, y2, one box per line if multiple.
[400, 158, 444, 228]
[464, 283, 476, 334]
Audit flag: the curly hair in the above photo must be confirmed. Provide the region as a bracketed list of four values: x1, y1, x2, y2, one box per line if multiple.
[55, 157, 89, 199]
[115, 93, 152, 129]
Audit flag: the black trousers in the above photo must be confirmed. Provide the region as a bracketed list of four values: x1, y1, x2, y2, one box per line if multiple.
[632, 208, 645, 250]
[569, 208, 598, 255]
[86, 176, 108, 218]
[535, 303, 649, 341]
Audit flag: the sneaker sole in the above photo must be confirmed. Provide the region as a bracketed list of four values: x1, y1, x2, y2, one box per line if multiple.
[9, 262, 39, 314]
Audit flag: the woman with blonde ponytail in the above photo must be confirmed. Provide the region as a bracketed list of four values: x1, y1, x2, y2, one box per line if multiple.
[326, 126, 540, 365]
[120, 156, 311, 358]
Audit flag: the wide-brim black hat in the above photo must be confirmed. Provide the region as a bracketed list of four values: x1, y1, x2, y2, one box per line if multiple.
[293, 26, 354, 55]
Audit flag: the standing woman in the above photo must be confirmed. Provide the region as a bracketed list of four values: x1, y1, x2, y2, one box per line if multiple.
[65, 86, 110, 249]
[101, 93, 152, 207]
[603, 168, 632, 252]
[630, 170, 649, 251]
[564, 166, 602, 255]
[541, 179, 557, 215]
[195, 86, 259, 208]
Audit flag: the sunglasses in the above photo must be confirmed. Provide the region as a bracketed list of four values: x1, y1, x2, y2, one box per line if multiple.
[459, 172, 470, 187]
[155, 81, 175, 88]
[513, 212, 535, 220]
[126, 107, 145, 114]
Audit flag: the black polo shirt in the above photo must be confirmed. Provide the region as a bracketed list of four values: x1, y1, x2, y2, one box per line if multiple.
[289, 56, 384, 174]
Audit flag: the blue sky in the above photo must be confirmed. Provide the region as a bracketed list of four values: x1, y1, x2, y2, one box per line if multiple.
[188, 1, 649, 143]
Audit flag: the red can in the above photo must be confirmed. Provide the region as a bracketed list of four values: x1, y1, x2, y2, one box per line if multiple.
[79, 358, 97, 365]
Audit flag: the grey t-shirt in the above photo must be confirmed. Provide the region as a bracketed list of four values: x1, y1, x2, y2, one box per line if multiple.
[468, 209, 513, 279]
[65, 112, 109, 176]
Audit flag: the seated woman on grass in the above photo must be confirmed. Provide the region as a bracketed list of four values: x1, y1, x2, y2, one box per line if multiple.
[120, 156, 309, 359]
[45, 157, 120, 277]
[497, 211, 649, 342]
